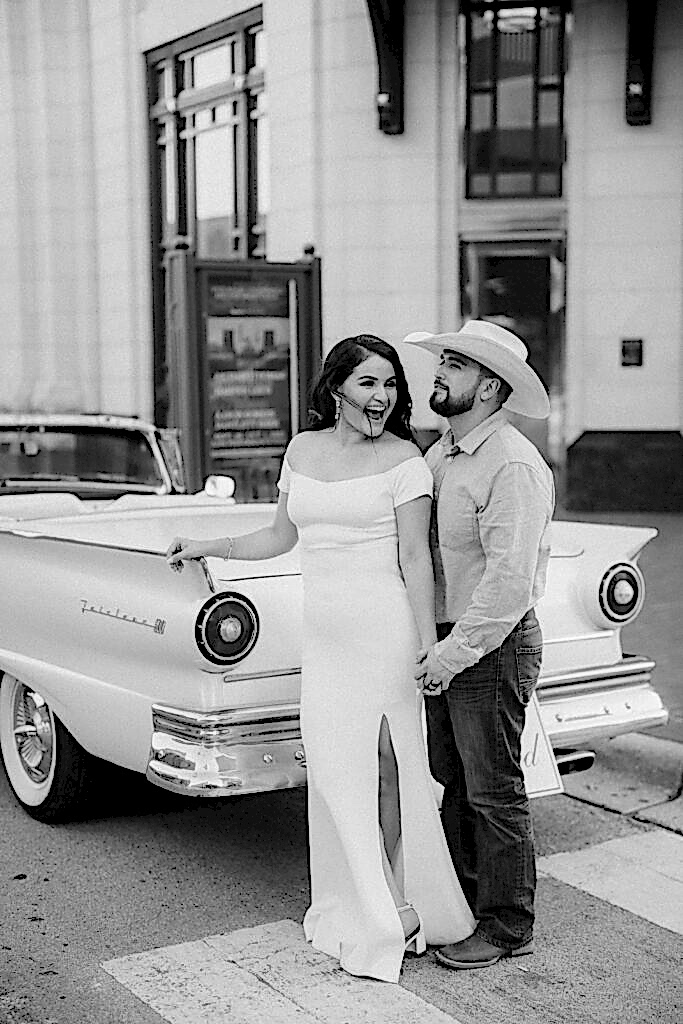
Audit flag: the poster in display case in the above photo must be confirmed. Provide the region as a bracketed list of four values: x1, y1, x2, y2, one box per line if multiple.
[206, 275, 295, 460]
[196, 261, 319, 502]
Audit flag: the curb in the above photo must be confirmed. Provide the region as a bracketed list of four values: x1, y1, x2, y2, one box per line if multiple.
[561, 731, 683, 834]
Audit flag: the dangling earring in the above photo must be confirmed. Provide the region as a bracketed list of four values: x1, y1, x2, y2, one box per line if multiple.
[334, 397, 341, 425]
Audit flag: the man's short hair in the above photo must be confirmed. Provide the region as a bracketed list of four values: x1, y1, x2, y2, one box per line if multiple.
[477, 364, 512, 406]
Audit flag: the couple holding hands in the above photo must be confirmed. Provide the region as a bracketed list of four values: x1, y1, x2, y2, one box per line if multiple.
[167, 320, 555, 985]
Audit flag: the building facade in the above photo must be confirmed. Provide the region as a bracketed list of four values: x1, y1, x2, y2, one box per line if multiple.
[1, 0, 681, 508]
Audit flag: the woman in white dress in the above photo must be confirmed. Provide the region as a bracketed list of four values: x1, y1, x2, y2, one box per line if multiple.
[167, 335, 474, 983]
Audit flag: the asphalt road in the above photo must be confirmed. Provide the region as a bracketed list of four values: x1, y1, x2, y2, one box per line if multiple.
[1, 770, 681, 1024]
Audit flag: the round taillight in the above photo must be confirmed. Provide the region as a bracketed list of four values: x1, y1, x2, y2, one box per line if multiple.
[195, 592, 259, 665]
[598, 563, 645, 623]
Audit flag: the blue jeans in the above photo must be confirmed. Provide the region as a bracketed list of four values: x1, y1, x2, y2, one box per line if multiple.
[425, 611, 543, 949]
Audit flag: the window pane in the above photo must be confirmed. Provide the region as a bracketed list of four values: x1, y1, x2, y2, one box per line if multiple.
[156, 126, 176, 226]
[470, 14, 493, 88]
[255, 93, 269, 223]
[537, 172, 560, 194]
[250, 27, 266, 71]
[250, 91, 269, 256]
[498, 75, 533, 128]
[158, 141, 169, 225]
[539, 89, 559, 124]
[152, 67, 165, 103]
[469, 173, 492, 197]
[497, 172, 533, 195]
[195, 108, 212, 130]
[192, 43, 230, 89]
[195, 125, 235, 257]
[471, 93, 491, 131]
[469, 128, 492, 174]
[539, 8, 562, 84]
[538, 124, 561, 167]
[498, 127, 534, 170]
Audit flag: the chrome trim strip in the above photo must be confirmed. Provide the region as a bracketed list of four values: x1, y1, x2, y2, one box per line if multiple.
[152, 701, 300, 728]
[539, 656, 655, 690]
[543, 631, 616, 644]
[222, 666, 300, 682]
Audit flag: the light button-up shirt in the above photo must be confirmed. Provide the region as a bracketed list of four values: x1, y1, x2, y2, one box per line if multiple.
[425, 409, 555, 676]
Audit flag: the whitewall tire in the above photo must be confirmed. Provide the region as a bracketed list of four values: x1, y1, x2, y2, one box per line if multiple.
[0, 674, 94, 822]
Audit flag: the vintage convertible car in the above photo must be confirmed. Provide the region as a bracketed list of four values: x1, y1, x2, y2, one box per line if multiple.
[0, 420, 668, 822]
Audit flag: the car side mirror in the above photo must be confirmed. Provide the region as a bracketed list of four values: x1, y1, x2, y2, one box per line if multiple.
[203, 475, 236, 500]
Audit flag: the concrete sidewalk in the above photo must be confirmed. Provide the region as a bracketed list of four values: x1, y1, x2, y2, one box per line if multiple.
[562, 731, 683, 833]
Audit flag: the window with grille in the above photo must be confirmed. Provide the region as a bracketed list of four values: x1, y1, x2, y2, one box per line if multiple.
[147, 10, 266, 260]
[464, 3, 567, 199]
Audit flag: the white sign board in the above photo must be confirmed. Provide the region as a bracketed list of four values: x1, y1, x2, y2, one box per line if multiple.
[522, 693, 564, 798]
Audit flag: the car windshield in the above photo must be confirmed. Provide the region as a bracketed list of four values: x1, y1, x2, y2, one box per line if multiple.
[0, 427, 164, 488]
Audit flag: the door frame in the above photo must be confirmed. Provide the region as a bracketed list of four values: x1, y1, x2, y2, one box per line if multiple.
[459, 236, 566, 488]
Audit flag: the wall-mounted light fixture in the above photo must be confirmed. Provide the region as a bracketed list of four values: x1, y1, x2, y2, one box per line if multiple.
[365, 0, 405, 135]
[625, 0, 657, 126]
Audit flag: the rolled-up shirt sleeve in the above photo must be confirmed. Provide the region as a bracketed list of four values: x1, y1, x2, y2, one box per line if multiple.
[434, 461, 553, 676]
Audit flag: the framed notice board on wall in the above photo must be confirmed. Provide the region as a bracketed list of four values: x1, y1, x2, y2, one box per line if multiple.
[195, 259, 321, 502]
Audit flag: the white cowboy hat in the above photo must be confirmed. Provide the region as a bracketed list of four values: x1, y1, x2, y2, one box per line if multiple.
[402, 320, 550, 419]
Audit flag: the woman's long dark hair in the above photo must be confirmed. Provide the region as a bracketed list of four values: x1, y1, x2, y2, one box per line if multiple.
[306, 334, 414, 440]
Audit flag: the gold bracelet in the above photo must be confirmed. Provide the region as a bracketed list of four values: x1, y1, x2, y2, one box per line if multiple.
[223, 536, 234, 560]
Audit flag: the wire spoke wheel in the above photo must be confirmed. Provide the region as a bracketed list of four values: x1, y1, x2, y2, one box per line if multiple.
[12, 688, 55, 784]
[0, 674, 94, 822]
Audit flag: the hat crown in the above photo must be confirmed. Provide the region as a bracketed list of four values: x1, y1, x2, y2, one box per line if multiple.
[458, 320, 529, 363]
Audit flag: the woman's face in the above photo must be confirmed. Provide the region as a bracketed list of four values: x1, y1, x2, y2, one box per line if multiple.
[337, 354, 398, 438]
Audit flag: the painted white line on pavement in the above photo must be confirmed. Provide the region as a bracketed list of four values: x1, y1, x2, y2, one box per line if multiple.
[538, 829, 683, 936]
[102, 919, 464, 1024]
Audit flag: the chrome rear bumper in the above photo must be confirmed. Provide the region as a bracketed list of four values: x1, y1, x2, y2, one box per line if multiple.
[147, 702, 307, 796]
[538, 655, 667, 747]
[147, 656, 667, 796]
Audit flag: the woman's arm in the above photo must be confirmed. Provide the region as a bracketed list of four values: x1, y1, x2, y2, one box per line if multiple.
[396, 495, 437, 651]
[166, 489, 298, 565]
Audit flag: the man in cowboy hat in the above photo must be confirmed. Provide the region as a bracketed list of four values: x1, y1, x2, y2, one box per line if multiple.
[405, 319, 555, 970]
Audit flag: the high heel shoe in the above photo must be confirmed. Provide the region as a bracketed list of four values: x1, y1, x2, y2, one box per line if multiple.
[398, 904, 426, 957]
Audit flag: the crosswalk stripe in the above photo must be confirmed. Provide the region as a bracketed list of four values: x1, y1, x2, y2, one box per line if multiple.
[103, 832, 683, 1021]
[538, 829, 683, 936]
[102, 919, 464, 1024]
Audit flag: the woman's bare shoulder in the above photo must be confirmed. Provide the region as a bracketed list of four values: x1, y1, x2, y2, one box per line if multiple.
[379, 435, 424, 471]
[286, 430, 326, 471]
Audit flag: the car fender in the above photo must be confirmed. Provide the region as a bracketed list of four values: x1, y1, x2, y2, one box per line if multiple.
[0, 652, 152, 773]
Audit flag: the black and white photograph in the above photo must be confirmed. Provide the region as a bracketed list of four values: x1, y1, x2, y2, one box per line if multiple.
[0, 2, 681, 1022]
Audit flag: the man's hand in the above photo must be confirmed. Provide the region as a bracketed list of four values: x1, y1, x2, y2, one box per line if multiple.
[415, 645, 454, 696]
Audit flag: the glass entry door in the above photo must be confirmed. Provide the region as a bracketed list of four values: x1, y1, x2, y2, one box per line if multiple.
[460, 240, 564, 471]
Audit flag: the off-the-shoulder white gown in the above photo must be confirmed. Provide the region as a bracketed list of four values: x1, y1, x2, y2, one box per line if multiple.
[279, 453, 474, 983]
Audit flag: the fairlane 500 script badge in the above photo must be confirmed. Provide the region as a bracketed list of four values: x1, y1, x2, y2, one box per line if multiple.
[80, 600, 166, 635]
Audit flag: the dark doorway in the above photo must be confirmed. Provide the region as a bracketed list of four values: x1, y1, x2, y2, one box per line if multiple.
[460, 240, 564, 473]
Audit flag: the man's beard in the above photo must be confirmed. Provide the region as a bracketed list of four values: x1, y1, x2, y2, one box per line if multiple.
[429, 381, 479, 417]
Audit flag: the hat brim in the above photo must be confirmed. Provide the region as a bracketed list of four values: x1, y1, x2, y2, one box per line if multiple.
[402, 331, 550, 419]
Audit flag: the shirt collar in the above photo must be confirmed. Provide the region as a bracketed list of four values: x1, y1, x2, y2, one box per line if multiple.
[440, 409, 507, 457]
